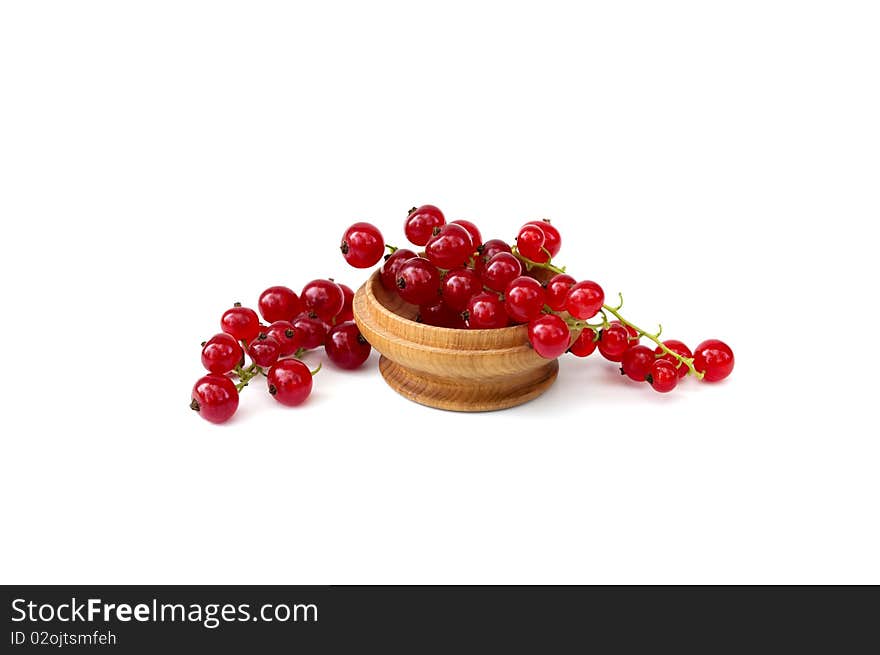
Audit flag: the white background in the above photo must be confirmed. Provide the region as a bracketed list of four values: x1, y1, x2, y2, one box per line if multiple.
[1, 1, 878, 584]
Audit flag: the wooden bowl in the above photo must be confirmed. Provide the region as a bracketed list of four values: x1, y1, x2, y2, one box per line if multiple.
[353, 270, 580, 412]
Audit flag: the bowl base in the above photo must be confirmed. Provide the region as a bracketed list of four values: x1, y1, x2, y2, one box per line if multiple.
[378, 355, 559, 412]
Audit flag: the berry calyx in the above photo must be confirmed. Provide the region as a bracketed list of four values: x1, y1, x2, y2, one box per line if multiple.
[404, 204, 445, 246]
[301, 279, 345, 322]
[341, 222, 385, 268]
[504, 276, 546, 323]
[220, 304, 261, 343]
[201, 333, 243, 374]
[191, 374, 239, 423]
[620, 345, 655, 382]
[528, 314, 571, 359]
[646, 359, 678, 393]
[325, 321, 372, 369]
[267, 359, 314, 406]
[258, 286, 302, 323]
[693, 339, 735, 382]
[396, 258, 442, 305]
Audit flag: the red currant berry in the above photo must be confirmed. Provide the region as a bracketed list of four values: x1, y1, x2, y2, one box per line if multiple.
[380, 248, 417, 291]
[247, 332, 281, 368]
[191, 374, 239, 423]
[418, 299, 467, 328]
[464, 292, 508, 329]
[598, 323, 631, 362]
[200, 333, 242, 374]
[524, 219, 561, 257]
[267, 359, 314, 406]
[257, 286, 302, 323]
[336, 283, 355, 322]
[450, 219, 482, 251]
[220, 303, 261, 343]
[481, 252, 523, 292]
[425, 223, 473, 269]
[620, 345, 655, 382]
[404, 204, 445, 246]
[565, 281, 604, 320]
[545, 273, 576, 311]
[266, 320, 302, 356]
[441, 267, 481, 312]
[341, 221, 385, 268]
[504, 276, 546, 323]
[516, 224, 549, 263]
[301, 279, 345, 322]
[475, 239, 512, 274]
[528, 314, 571, 359]
[646, 359, 678, 393]
[325, 321, 372, 369]
[693, 339, 734, 382]
[292, 313, 329, 350]
[654, 339, 692, 379]
[396, 258, 442, 305]
[568, 327, 598, 357]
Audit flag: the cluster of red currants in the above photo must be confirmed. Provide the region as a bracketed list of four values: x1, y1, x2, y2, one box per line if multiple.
[340, 205, 734, 394]
[190, 281, 371, 423]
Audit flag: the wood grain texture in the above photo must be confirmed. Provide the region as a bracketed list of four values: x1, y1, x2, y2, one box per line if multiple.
[353, 270, 580, 412]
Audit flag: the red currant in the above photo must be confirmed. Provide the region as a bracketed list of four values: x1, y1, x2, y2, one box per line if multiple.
[620, 345, 655, 382]
[565, 281, 604, 320]
[257, 286, 302, 324]
[266, 320, 303, 356]
[379, 248, 417, 291]
[336, 283, 355, 322]
[404, 204, 445, 246]
[220, 303, 261, 343]
[247, 332, 281, 368]
[191, 374, 239, 423]
[598, 323, 631, 362]
[528, 314, 570, 359]
[693, 339, 734, 382]
[568, 327, 598, 357]
[301, 279, 345, 322]
[516, 224, 549, 262]
[292, 313, 329, 350]
[325, 321, 372, 369]
[481, 252, 522, 292]
[464, 292, 507, 329]
[646, 359, 678, 393]
[396, 258, 442, 305]
[425, 223, 473, 269]
[201, 333, 242, 374]
[654, 340, 692, 379]
[504, 276, 546, 323]
[450, 219, 482, 252]
[267, 359, 314, 406]
[441, 267, 481, 312]
[341, 221, 385, 268]
[545, 273, 576, 311]
[524, 219, 561, 257]
[475, 239, 512, 274]
[419, 299, 468, 329]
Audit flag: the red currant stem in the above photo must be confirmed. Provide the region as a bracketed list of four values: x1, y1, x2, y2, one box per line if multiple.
[601, 296, 705, 380]
[510, 246, 567, 275]
[386, 244, 399, 254]
[310, 362, 323, 376]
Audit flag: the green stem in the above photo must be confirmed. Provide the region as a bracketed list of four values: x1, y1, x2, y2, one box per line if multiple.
[386, 244, 398, 254]
[601, 296, 704, 379]
[511, 246, 567, 275]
